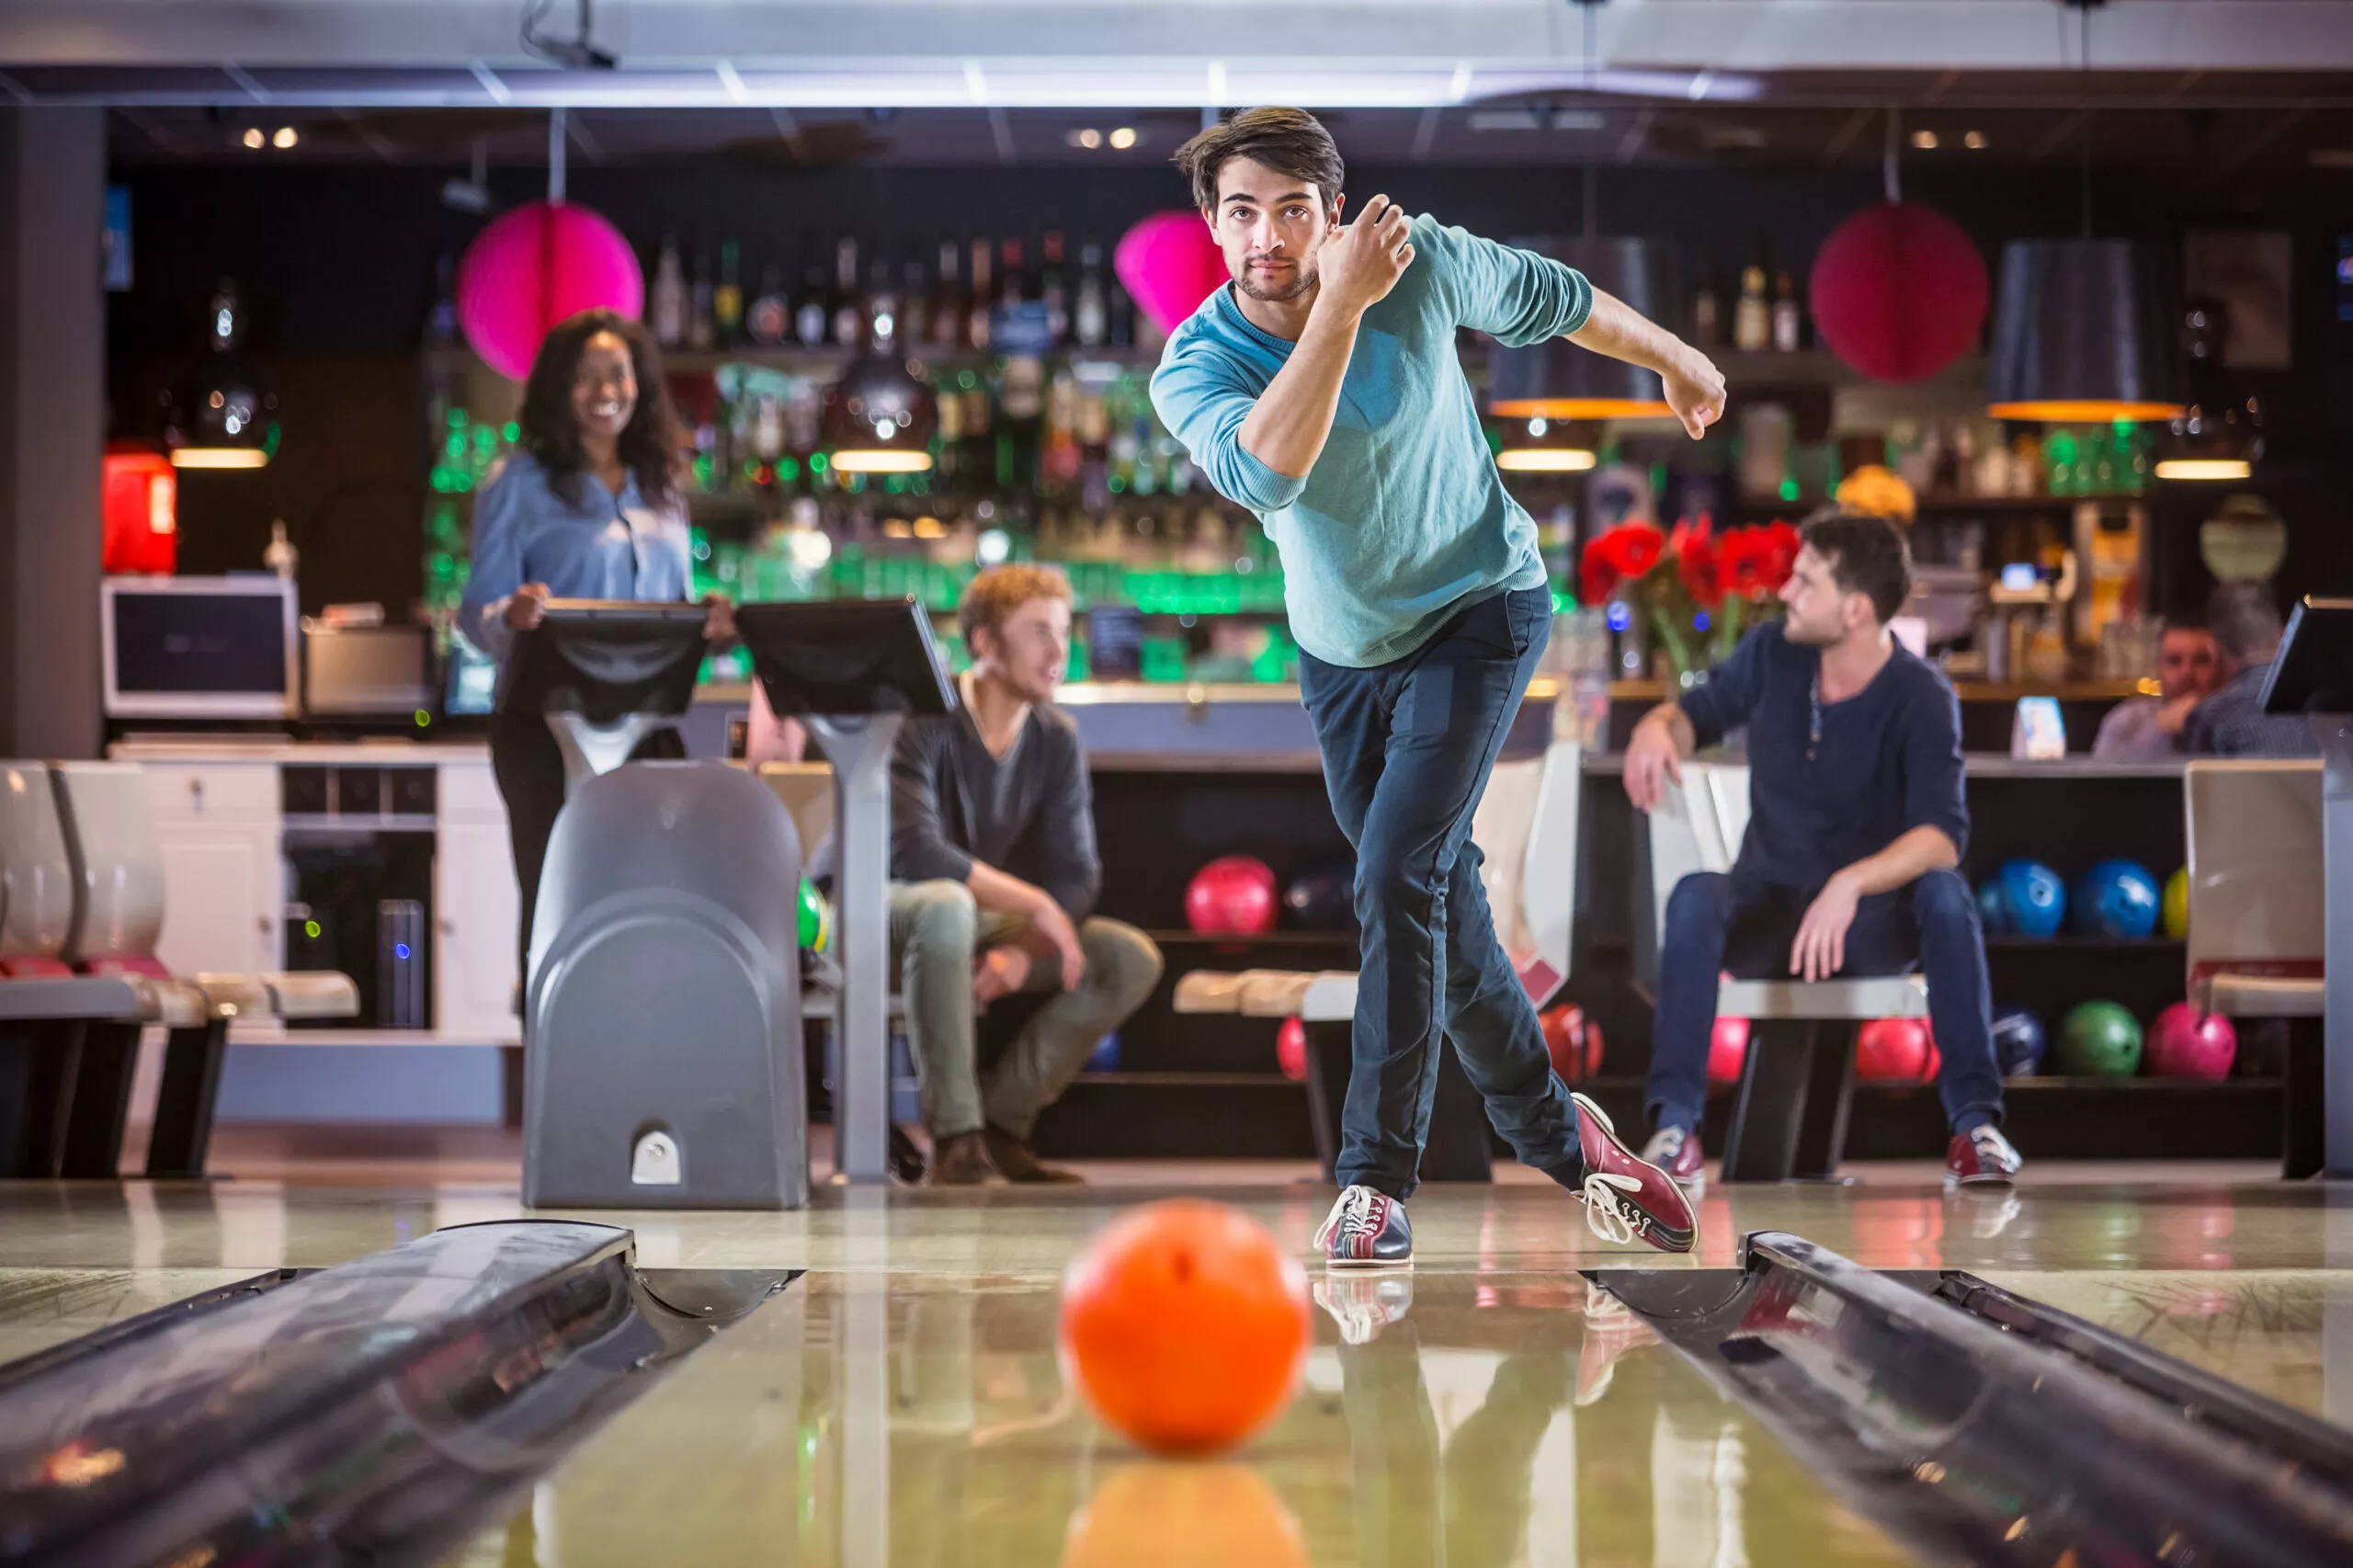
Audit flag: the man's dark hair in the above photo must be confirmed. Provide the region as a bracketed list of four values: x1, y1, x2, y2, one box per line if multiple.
[1171, 107, 1346, 214]
[1799, 508, 1913, 625]
[2207, 579, 2285, 663]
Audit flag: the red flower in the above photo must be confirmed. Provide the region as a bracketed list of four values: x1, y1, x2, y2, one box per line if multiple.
[1580, 522, 1665, 602]
[1760, 519, 1802, 587]
[1672, 517, 1724, 610]
[1719, 528, 1775, 597]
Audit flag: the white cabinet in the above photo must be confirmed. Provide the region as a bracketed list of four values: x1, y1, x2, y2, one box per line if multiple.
[145, 763, 281, 979]
[435, 762, 519, 1041]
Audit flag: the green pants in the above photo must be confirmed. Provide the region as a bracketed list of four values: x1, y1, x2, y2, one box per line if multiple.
[889, 880, 1164, 1139]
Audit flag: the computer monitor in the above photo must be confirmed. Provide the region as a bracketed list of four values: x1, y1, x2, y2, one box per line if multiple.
[102, 574, 298, 719]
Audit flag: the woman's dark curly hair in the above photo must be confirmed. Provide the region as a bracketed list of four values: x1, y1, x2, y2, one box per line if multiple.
[517, 309, 685, 510]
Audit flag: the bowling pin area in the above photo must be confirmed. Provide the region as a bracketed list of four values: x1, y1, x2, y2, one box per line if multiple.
[6, 1158, 2353, 1565]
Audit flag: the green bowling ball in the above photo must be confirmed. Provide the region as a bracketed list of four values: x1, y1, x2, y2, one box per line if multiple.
[798, 877, 832, 952]
[2057, 1001, 2143, 1076]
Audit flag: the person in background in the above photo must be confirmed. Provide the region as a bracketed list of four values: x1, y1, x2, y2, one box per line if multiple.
[890, 564, 1165, 1185]
[2092, 622, 2216, 761]
[1623, 510, 2021, 1192]
[458, 308, 733, 986]
[2183, 580, 2319, 758]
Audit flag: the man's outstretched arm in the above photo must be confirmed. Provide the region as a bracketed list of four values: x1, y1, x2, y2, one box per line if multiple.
[1569, 288, 1727, 440]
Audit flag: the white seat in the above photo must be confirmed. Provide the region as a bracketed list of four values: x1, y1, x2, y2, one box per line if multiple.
[1652, 763, 1927, 1021]
[2184, 760, 2325, 1017]
[1172, 740, 1585, 1020]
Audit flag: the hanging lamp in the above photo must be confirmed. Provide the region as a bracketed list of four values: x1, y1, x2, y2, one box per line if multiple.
[1984, 1, 2184, 423]
[163, 281, 278, 470]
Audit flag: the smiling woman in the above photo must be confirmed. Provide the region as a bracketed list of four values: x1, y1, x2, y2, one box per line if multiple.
[455, 308, 721, 982]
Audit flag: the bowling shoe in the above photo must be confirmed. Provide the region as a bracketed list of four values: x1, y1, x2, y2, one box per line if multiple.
[1638, 1125, 1707, 1197]
[1314, 1272, 1415, 1344]
[1574, 1281, 1663, 1406]
[1945, 1124, 2023, 1188]
[926, 1131, 1002, 1185]
[1567, 1094, 1698, 1253]
[1315, 1185, 1414, 1268]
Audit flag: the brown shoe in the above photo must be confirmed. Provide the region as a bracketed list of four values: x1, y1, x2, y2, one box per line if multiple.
[926, 1131, 1002, 1186]
[983, 1124, 1085, 1184]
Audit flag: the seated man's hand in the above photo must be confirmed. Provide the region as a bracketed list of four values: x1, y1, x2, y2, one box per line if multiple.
[1623, 717, 1683, 812]
[1029, 899, 1086, 991]
[1790, 871, 1861, 983]
[701, 592, 737, 642]
[973, 946, 1031, 1006]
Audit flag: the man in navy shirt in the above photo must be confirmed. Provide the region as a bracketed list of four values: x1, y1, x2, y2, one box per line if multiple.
[1623, 511, 2021, 1189]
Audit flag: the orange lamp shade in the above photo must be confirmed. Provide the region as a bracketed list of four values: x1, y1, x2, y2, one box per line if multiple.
[102, 445, 178, 575]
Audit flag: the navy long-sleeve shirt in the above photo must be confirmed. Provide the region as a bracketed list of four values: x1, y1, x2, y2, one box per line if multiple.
[890, 699, 1102, 921]
[1679, 623, 1970, 892]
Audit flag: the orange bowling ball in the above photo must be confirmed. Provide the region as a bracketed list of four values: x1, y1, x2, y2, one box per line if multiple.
[1062, 1464, 1309, 1568]
[1059, 1199, 1310, 1455]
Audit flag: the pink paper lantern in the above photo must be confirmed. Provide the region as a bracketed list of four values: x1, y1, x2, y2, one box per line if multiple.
[1808, 201, 1988, 385]
[1116, 211, 1230, 337]
[457, 199, 645, 381]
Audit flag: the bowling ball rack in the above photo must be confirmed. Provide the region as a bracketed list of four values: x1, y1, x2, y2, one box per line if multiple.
[1597, 1230, 2353, 1567]
[0, 1221, 794, 1566]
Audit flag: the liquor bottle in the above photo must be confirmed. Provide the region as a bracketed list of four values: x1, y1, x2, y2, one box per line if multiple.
[1733, 263, 1770, 352]
[931, 239, 963, 350]
[1689, 258, 1720, 349]
[747, 260, 790, 346]
[688, 246, 715, 350]
[714, 240, 745, 347]
[900, 254, 928, 347]
[1771, 271, 1802, 353]
[967, 239, 994, 353]
[1074, 242, 1109, 347]
[1040, 231, 1071, 346]
[831, 237, 863, 348]
[794, 249, 830, 348]
[866, 257, 898, 349]
[651, 237, 687, 347]
[999, 237, 1026, 312]
[935, 373, 965, 484]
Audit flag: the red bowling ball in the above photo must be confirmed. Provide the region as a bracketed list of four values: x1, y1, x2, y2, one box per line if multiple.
[1275, 1017, 1308, 1082]
[1857, 1017, 1939, 1082]
[2146, 1004, 2236, 1080]
[1540, 1004, 1604, 1083]
[1185, 856, 1279, 936]
[1708, 1017, 1751, 1084]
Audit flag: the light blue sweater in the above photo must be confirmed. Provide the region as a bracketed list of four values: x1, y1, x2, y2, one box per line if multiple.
[1150, 215, 1592, 667]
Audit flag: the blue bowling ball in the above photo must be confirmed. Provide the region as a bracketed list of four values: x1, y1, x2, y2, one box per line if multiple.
[1992, 1006, 2047, 1077]
[2073, 858, 2161, 939]
[1982, 859, 2067, 938]
[1086, 1034, 1121, 1073]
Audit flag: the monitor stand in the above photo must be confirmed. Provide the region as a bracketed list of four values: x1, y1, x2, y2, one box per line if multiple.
[499, 602, 710, 796]
[737, 599, 957, 1184]
[2264, 597, 2353, 1175]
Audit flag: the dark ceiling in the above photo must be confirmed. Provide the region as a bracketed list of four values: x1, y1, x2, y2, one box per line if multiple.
[104, 72, 2353, 179]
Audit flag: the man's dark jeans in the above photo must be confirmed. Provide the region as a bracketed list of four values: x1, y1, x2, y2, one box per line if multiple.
[1646, 868, 2004, 1137]
[1299, 585, 1581, 1200]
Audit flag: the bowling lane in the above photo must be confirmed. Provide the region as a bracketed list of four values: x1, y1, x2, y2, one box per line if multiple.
[442, 1269, 1917, 1568]
[0, 1267, 260, 1367]
[1975, 1268, 2353, 1430]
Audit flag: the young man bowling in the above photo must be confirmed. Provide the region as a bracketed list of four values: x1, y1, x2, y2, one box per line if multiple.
[1152, 108, 1724, 1266]
[1623, 511, 2022, 1189]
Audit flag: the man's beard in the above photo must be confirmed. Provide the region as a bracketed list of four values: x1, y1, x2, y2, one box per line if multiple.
[1779, 614, 1837, 647]
[1233, 256, 1316, 303]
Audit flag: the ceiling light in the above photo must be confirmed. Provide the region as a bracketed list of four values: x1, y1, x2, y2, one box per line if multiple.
[1108, 126, 1138, 150]
[272, 126, 298, 150]
[1065, 127, 1102, 149]
[165, 282, 279, 472]
[1496, 449, 1597, 472]
[169, 449, 271, 471]
[1910, 129, 1939, 150]
[1964, 130, 1987, 150]
[2154, 458, 2254, 482]
[242, 128, 264, 150]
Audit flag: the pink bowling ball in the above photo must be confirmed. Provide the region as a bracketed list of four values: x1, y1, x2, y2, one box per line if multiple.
[2145, 1004, 2237, 1080]
[1708, 1017, 1750, 1084]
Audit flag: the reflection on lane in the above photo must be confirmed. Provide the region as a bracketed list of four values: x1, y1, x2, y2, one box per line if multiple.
[464, 1271, 1913, 1567]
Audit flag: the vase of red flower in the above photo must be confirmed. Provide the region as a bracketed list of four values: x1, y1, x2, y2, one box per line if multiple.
[1579, 517, 1801, 682]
